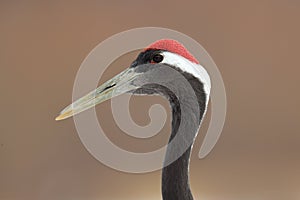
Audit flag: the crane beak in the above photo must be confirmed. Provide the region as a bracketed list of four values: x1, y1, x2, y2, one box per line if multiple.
[55, 68, 139, 121]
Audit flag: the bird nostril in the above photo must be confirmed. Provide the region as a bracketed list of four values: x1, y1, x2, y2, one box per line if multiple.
[103, 83, 116, 91]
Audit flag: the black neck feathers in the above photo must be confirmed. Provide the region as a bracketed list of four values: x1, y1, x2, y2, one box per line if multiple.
[162, 71, 207, 200]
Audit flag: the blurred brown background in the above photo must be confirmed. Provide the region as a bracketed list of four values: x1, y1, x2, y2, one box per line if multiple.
[1, 1, 300, 200]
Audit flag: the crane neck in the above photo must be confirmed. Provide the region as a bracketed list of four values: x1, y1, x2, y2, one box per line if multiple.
[161, 72, 207, 200]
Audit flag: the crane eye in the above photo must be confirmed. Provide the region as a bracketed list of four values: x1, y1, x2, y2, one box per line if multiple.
[152, 54, 164, 63]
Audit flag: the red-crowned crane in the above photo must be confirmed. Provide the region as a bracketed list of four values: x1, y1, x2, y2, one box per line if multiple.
[56, 39, 211, 200]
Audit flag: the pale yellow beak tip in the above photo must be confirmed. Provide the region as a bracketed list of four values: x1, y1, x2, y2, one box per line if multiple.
[55, 115, 63, 121]
[55, 110, 73, 121]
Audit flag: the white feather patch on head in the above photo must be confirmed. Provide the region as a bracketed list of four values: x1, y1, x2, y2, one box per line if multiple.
[160, 51, 211, 103]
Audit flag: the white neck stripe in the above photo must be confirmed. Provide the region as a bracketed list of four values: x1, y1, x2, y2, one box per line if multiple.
[161, 52, 211, 100]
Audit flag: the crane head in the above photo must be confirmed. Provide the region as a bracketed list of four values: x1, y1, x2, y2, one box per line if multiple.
[56, 39, 210, 121]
